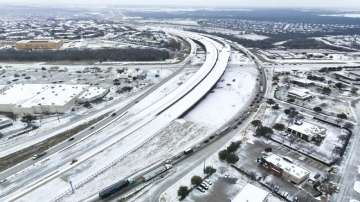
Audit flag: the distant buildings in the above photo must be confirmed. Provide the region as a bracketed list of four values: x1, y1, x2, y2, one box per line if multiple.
[287, 121, 327, 143]
[232, 183, 270, 202]
[259, 153, 310, 184]
[16, 40, 64, 50]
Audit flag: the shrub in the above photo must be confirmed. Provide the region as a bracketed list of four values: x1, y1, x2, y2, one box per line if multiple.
[204, 166, 217, 175]
[255, 126, 274, 138]
[227, 141, 241, 153]
[273, 123, 285, 131]
[219, 149, 229, 160]
[177, 186, 189, 200]
[251, 120, 262, 128]
[191, 176, 203, 186]
[313, 107, 322, 113]
[226, 153, 240, 164]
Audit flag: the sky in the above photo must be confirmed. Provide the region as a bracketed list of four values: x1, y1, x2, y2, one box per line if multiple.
[1, 0, 360, 9]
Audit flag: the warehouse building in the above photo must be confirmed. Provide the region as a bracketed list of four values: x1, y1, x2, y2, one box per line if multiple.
[259, 153, 310, 184]
[16, 39, 64, 50]
[287, 121, 327, 143]
[0, 84, 88, 115]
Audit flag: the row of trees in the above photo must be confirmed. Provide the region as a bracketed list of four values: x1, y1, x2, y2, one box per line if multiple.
[218, 141, 242, 164]
[177, 166, 216, 200]
[0, 48, 170, 62]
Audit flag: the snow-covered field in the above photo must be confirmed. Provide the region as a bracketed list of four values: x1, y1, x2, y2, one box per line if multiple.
[185, 54, 258, 129]
[236, 34, 269, 41]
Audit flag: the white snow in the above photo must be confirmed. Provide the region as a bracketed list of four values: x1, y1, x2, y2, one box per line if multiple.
[237, 34, 269, 41]
[354, 181, 360, 194]
[185, 64, 258, 129]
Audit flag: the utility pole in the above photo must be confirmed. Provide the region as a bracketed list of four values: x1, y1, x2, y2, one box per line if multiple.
[69, 180, 74, 194]
[203, 159, 206, 174]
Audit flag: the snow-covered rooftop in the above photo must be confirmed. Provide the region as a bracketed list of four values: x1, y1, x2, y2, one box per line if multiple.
[0, 84, 88, 114]
[288, 121, 327, 138]
[232, 183, 269, 202]
[288, 87, 312, 99]
[78, 87, 109, 103]
[19, 84, 88, 108]
[0, 84, 48, 105]
[263, 153, 310, 180]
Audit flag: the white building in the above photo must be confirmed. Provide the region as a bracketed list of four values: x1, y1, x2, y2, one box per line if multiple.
[232, 184, 270, 202]
[288, 87, 312, 100]
[287, 121, 327, 143]
[0, 84, 88, 115]
[260, 153, 310, 184]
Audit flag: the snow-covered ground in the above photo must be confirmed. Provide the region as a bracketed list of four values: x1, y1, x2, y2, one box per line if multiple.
[185, 52, 258, 129]
[236, 34, 269, 41]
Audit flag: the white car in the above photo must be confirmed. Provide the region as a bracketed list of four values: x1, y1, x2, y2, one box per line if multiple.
[196, 186, 205, 193]
[205, 179, 212, 185]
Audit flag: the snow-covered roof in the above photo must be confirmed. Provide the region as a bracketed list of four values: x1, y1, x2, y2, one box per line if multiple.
[19, 84, 87, 108]
[0, 84, 48, 105]
[0, 84, 88, 108]
[288, 87, 312, 99]
[232, 184, 269, 202]
[78, 87, 109, 100]
[288, 121, 327, 138]
[263, 153, 310, 180]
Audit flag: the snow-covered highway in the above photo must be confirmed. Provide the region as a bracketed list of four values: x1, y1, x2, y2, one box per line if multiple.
[1, 30, 230, 202]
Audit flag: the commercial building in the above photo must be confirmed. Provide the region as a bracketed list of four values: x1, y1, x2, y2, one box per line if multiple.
[260, 153, 310, 184]
[287, 121, 327, 143]
[232, 184, 270, 202]
[287, 87, 313, 100]
[16, 40, 64, 50]
[0, 84, 88, 115]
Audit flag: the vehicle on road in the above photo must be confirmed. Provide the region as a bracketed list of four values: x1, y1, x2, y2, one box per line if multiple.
[68, 137, 75, 141]
[184, 148, 194, 155]
[32, 152, 47, 160]
[70, 159, 78, 165]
